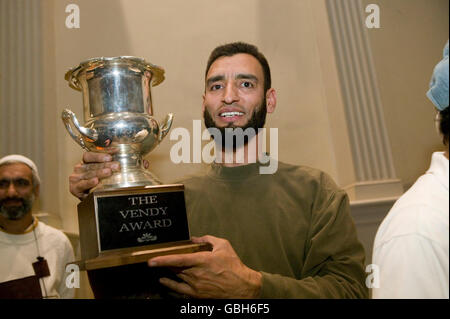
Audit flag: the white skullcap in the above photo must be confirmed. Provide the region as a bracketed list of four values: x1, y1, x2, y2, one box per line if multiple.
[0, 154, 41, 186]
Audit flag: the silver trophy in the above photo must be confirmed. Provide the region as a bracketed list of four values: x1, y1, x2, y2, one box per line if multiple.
[62, 57, 211, 298]
[62, 56, 173, 190]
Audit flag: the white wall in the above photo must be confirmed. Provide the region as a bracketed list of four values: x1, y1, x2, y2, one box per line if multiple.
[363, 0, 449, 189]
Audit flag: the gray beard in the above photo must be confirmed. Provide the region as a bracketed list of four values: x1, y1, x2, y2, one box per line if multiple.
[0, 194, 34, 220]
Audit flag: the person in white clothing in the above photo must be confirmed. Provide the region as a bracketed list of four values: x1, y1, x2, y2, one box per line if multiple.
[0, 155, 75, 299]
[372, 41, 449, 299]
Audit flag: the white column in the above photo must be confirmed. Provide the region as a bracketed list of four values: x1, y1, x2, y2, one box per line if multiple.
[325, 0, 403, 201]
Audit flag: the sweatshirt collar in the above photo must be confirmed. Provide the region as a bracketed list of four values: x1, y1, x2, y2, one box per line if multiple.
[208, 161, 263, 180]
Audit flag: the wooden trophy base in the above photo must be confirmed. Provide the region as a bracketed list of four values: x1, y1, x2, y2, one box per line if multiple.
[72, 184, 208, 298]
[73, 240, 212, 299]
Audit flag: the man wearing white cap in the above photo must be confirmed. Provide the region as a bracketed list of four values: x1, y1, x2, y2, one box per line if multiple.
[372, 41, 449, 298]
[0, 155, 75, 298]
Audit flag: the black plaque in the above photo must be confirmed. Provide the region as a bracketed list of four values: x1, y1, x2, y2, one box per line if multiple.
[96, 190, 190, 251]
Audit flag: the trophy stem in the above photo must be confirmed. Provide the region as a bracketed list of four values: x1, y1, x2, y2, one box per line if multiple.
[112, 152, 145, 172]
[91, 150, 162, 191]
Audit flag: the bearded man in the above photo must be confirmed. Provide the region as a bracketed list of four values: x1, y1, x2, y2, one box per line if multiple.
[0, 155, 75, 298]
[69, 42, 368, 298]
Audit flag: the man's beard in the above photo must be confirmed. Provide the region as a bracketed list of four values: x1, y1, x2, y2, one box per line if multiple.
[0, 194, 34, 221]
[203, 97, 267, 151]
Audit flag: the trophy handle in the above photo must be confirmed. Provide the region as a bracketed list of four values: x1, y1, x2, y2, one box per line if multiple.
[61, 109, 98, 150]
[158, 113, 173, 142]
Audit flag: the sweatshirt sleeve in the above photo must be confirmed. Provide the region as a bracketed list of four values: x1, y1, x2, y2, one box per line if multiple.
[259, 188, 368, 299]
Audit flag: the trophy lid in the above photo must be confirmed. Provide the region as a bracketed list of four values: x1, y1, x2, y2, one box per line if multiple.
[65, 56, 165, 91]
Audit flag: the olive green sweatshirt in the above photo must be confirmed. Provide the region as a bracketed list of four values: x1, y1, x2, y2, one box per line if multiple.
[178, 161, 368, 298]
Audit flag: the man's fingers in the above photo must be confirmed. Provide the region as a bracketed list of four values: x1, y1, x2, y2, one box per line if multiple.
[159, 277, 195, 297]
[191, 235, 227, 251]
[94, 167, 116, 179]
[82, 152, 113, 164]
[70, 167, 113, 183]
[69, 167, 115, 199]
[70, 177, 98, 199]
[75, 169, 98, 181]
[69, 152, 122, 200]
[73, 163, 103, 173]
[191, 235, 217, 245]
[73, 161, 120, 174]
[148, 252, 208, 268]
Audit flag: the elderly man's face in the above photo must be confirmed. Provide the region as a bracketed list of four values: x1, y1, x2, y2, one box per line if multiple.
[0, 163, 36, 220]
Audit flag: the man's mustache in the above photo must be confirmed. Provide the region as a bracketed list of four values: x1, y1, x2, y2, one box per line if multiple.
[0, 197, 26, 206]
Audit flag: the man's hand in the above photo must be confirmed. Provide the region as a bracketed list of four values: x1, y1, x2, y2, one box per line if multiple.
[148, 235, 262, 298]
[69, 152, 120, 200]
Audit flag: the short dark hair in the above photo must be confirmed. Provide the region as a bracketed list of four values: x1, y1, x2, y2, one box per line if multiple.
[439, 107, 449, 146]
[205, 42, 272, 93]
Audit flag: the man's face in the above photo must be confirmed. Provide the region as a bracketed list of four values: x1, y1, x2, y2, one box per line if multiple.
[0, 163, 36, 220]
[202, 53, 269, 134]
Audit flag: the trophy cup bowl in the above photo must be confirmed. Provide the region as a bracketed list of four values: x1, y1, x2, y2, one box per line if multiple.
[61, 57, 212, 298]
[62, 56, 173, 189]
